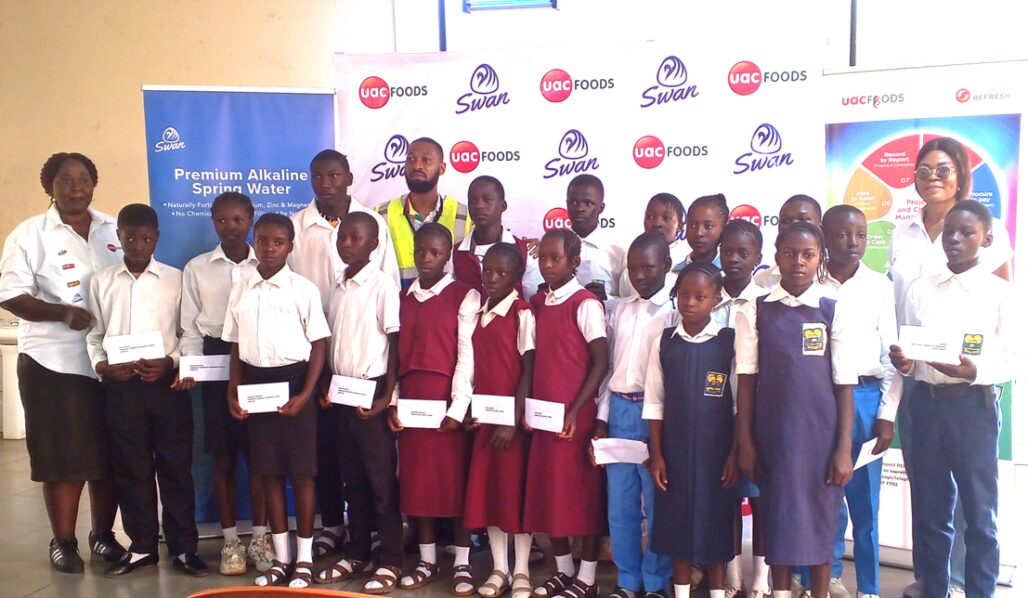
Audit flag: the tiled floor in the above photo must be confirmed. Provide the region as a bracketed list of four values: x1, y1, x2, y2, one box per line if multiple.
[0, 438, 1018, 598]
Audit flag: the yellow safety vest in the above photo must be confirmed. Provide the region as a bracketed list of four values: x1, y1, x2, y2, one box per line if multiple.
[376, 195, 471, 284]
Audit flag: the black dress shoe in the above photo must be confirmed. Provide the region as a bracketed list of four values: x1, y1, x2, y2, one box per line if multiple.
[172, 553, 210, 577]
[49, 538, 84, 573]
[89, 529, 127, 563]
[104, 552, 158, 576]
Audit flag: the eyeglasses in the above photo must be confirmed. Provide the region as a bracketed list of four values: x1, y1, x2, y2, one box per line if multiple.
[914, 165, 956, 180]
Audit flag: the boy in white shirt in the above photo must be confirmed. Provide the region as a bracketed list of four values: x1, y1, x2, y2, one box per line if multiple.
[86, 204, 207, 577]
[566, 174, 624, 301]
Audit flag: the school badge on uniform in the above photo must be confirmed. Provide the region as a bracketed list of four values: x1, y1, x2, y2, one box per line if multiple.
[962, 333, 983, 355]
[704, 371, 727, 397]
[801, 323, 827, 356]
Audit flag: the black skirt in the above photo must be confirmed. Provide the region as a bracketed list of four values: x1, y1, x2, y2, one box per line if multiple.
[18, 354, 110, 482]
[200, 337, 247, 456]
[242, 361, 316, 477]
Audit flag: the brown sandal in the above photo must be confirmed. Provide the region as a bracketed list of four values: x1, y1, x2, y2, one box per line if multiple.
[313, 529, 343, 559]
[254, 559, 290, 586]
[289, 561, 314, 588]
[479, 569, 512, 597]
[315, 557, 371, 584]
[534, 572, 574, 598]
[365, 565, 402, 594]
[401, 560, 441, 590]
[555, 579, 597, 598]
[453, 563, 476, 597]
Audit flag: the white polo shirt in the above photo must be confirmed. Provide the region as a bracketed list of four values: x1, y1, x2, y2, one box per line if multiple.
[327, 264, 400, 380]
[179, 244, 259, 356]
[576, 228, 625, 298]
[0, 206, 122, 378]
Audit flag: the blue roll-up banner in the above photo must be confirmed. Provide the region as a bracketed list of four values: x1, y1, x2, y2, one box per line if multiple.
[142, 86, 335, 525]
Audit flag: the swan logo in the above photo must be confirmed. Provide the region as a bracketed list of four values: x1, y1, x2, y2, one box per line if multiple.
[641, 56, 699, 108]
[734, 123, 794, 175]
[154, 127, 185, 152]
[456, 63, 510, 114]
[543, 129, 599, 179]
[369, 134, 410, 183]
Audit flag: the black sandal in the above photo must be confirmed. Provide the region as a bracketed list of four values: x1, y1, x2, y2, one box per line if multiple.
[533, 572, 573, 598]
[556, 579, 598, 598]
[365, 565, 402, 594]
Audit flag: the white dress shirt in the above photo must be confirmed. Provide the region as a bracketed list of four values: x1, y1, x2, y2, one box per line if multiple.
[0, 206, 122, 378]
[899, 263, 1015, 386]
[542, 279, 607, 341]
[598, 289, 677, 421]
[406, 275, 480, 421]
[734, 282, 858, 386]
[576, 228, 625, 298]
[179, 244, 259, 356]
[889, 214, 1012, 316]
[455, 229, 545, 298]
[288, 198, 400, 311]
[327, 264, 400, 380]
[86, 259, 183, 371]
[478, 289, 536, 356]
[752, 265, 781, 290]
[642, 319, 728, 420]
[222, 265, 330, 367]
[823, 264, 900, 420]
[712, 281, 765, 329]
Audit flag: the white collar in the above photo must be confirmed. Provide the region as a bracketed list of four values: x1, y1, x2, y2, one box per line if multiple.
[673, 318, 723, 341]
[209, 244, 257, 265]
[338, 262, 375, 288]
[43, 204, 113, 230]
[479, 289, 518, 317]
[457, 228, 516, 252]
[763, 281, 827, 308]
[718, 280, 763, 304]
[248, 264, 293, 288]
[407, 273, 454, 296]
[115, 257, 163, 279]
[547, 278, 584, 301]
[625, 285, 671, 308]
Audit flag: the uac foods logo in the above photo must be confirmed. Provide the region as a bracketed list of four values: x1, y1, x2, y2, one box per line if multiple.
[449, 140, 520, 174]
[455, 64, 511, 115]
[640, 55, 699, 108]
[841, 92, 904, 108]
[358, 76, 429, 109]
[539, 68, 615, 103]
[543, 129, 599, 179]
[370, 134, 409, 182]
[154, 127, 185, 153]
[733, 123, 794, 175]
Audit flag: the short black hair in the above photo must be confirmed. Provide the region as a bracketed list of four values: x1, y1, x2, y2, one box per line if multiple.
[310, 149, 350, 172]
[410, 137, 444, 160]
[568, 174, 604, 199]
[469, 175, 505, 200]
[211, 192, 255, 218]
[541, 228, 582, 261]
[822, 204, 865, 232]
[688, 193, 730, 225]
[721, 219, 762, 249]
[629, 231, 671, 262]
[118, 203, 159, 230]
[917, 137, 972, 201]
[671, 260, 723, 298]
[647, 192, 685, 224]
[483, 242, 525, 277]
[414, 221, 453, 250]
[781, 194, 822, 219]
[342, 210, 379, 236]
[775, 221, 827, 282]
[254, 212, 295, 242]
[40, 152, 98, 197]
[948, 199, 992, 232]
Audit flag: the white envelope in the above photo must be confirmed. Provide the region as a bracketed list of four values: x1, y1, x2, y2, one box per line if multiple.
[179, 354, 230, 382]
[853, 437, 887, 470]
[328, 375, 377, 409]
[104, 331, 166, 365]
[525, 398, 565, 433]
[238, 382, 290, 414]
[472, 394, 515, 426]
[898, 325, 961, 365]
[591, 438, 650, 465]
[397, 399, 447, 429]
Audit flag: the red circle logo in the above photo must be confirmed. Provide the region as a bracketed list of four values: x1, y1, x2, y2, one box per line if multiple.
[729, 204, 762, 227]
[540, 69, 573, 103]
[359, 76, 390, 109]
[542, 207, 571, 232]
[449, 140, 480, 174]
[728, 61, 762, 96]
[633, 135, 665, 169]
[955, 88, 971, 103]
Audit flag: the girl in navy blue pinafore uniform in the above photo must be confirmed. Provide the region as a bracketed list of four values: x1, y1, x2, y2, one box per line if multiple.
[734, 222, 855, 598]
[645, 262, 738, 598]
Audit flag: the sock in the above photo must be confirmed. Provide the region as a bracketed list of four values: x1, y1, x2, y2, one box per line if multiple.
[773, 591, 792, 598]
[419, 542, 437, 565]
[673, 584, 690, 598]
[513, 533, 532, 576]
[296, 536, 313, 564]
[727, 554, 742, 587]
[487, 527, 509, 573]
[453, 545, 471, 568]
[752, 556, 771, 592]
[223, 526, 239, 543]
[129, 552, 150, 564]
[576, 559, 597, 585]
[555, 552, 575, 577]
[272, 532, 292, 564]
[709, 591, 726, 598]
[252, 525, 268, 539]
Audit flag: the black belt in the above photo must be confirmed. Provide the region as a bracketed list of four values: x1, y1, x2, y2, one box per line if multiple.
[858, 375, 882, 386]
[919, 381, 995, 405]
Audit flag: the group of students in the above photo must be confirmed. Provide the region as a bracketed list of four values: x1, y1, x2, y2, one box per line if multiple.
[59, 138, 1010, 598]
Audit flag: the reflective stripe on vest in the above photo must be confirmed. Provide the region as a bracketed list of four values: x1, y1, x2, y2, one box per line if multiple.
[378, 196, 471, 282]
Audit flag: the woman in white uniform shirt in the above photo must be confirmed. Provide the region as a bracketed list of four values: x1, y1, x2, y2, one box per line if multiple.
[0, 153, 126, 572]
[889, 137, 1012, 598]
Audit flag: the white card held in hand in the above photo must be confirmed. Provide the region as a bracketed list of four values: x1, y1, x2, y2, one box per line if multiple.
[898, 325, 961, 365]
[104, 331, 165, 365]
[525, 398, 565, 433]
[853, 437, 887, 470]
[179, 355, 231, 382]
[397, 399, 447, 429]
[591, 438, 650, 465]
[328, 375, 377, 409]
[238, 382, 290, 414]
[472, 394, 515, 426]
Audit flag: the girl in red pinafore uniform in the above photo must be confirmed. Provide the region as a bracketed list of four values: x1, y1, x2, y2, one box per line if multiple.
[464, 244, 536, 598]
[524, 229, 609, 598]
[388, 223, 480, 596]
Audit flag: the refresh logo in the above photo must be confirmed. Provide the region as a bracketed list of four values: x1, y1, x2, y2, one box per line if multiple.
[733, 123, 794, 175]
[154, 127, 185, 153]
[455, 64, 511, 114]
[543, 129, 600, 179]
[640, 56, 699, 108]
[369, 134, 409, 183]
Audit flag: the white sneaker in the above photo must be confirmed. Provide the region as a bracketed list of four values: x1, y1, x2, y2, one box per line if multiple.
[725, 585, 741, 598]
[220, 539, 247, 576]
[791, 574, 807, 598]
[947, 587, 965, 598]
[828, 578, 851, 598]
[749, 590, 770, 598]
[247, 533, 275, 573]
[856, 593, 880, 598]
